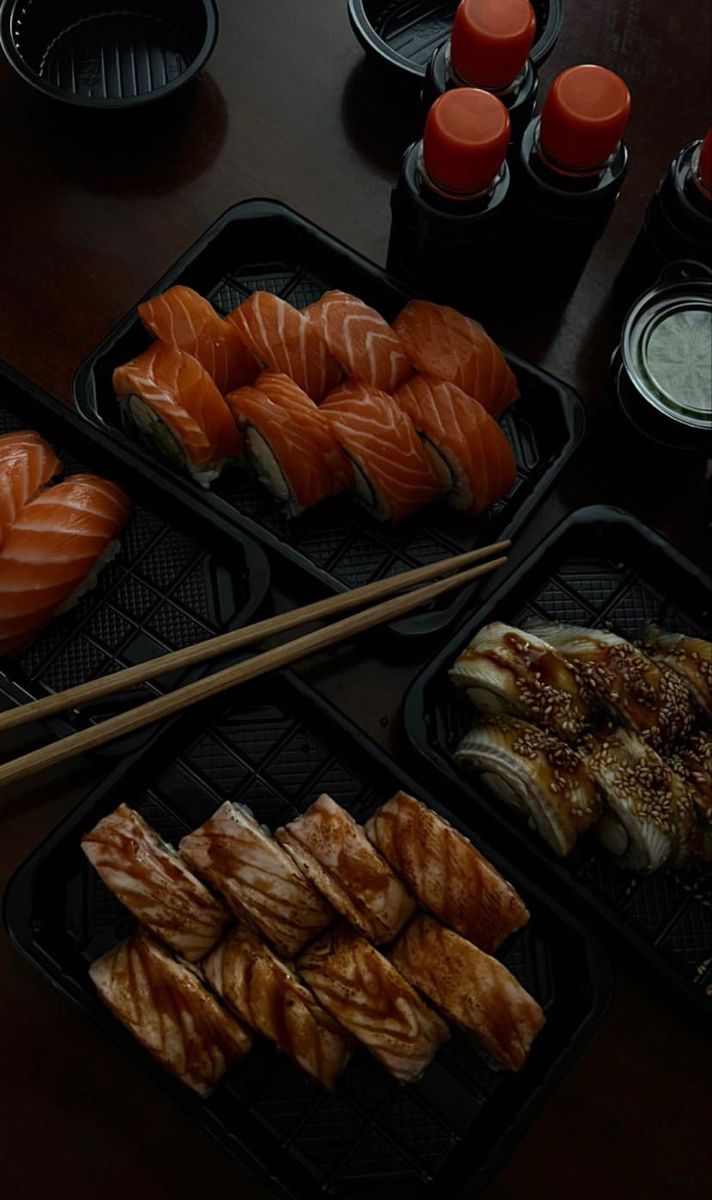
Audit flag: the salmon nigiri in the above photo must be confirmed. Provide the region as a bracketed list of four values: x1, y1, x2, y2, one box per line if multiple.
[138, 285, 257, 393]
[226, 373, 352, 514]
[113, 342, 241, 486]
[392, 301, 519, 419]
[228, 292, 341, 402]
[321, 383, 440, 523]
[0, 431, 61, 547]
[306, 290, 411, 392]
[395, 374, 517, 514]
[0, 475, 130, 655]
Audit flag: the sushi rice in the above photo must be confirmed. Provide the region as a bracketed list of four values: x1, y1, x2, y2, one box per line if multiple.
[123, 394, 232, 488]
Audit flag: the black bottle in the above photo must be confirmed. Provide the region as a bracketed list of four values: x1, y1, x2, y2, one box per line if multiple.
[387, 88, 512, 313]
[423, 0, 537, 146]
[617, 130, 712, 303]
[515, 65, 631, 300]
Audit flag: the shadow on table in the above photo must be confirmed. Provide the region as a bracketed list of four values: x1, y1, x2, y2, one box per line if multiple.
[340, 58, 420, 179]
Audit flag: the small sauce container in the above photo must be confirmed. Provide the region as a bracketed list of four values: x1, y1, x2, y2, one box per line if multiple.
[610, 262, 712, 452]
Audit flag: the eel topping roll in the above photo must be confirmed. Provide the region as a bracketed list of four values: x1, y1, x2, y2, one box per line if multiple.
[455, 717, 603, 856]
[276, 793, 416, 944]
[81, 804, 230, 961]
[527, 623, 696, 751]
[297, 924, 449, 1083]
[644, 627, 712, 718]
[449, 621, 593, 743]
[667, 730, 712, 861]
[179, 801, 334, 958]
[203, 925, 352, 1088]
[580, 726, 698, 871]
[364, 791, 529, 952]
[90, 930, 252, 1096]
[390, 915, 545, 1072]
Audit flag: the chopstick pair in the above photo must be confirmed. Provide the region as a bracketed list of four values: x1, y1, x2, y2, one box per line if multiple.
[0, 540, 509, 787]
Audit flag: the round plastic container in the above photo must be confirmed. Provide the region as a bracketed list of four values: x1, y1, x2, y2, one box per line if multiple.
[0, 0, 218, 109]
[611, 262, 712, 451]
[348, 0, 561, 81]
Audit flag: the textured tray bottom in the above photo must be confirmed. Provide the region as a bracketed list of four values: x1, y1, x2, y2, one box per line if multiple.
[39, 13, 192, 99]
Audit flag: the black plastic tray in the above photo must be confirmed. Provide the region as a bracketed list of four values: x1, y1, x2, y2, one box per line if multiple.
[403, 505, 712, 1022]
[0, 359, 270, 751]
[73, 198, 584, 639]
[347, 0, 563, 81]
[5, 671, 610, 1200]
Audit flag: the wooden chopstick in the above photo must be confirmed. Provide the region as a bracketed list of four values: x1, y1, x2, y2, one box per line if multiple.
[0, 554, 507, 788]
[0, 540, 510, 735]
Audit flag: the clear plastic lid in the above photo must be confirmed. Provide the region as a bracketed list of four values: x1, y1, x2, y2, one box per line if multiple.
[622, 266, 712, 431]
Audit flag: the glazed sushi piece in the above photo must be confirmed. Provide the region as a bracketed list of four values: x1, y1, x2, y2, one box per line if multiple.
[138, 285, 257, 393]
[668, 731, 712, 861]
[81, 804, 230, 961]
[321, 383, 440, 523]
[112, 342, 241, 486]
[306, 290, 411, 392]
[0, 431, 61, 546]
[364, 791, 529, 952]
[276, 793, 416, 944]
[0, 475, 130, 655]
[228, 292, 341, 401]
[580, 727, 698, 872]
[297, 925, 449, 1083]
[90, 931, 252, 1096]
[203, 925, 352, 1088]
[449, 622, 593, 743]
[390, 916, 545, 1072]
[179, 802, 334, 958]
[226, 372, 352, 514]
[644, 627, 712, 718]
[392, 300, 519, 419]
[394, 375, 517, 515]
[455, 718, 602, 857]
[528, 624, 696, 752]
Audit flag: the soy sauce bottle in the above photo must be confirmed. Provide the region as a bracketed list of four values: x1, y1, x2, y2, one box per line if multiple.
[515, 65, 631, 299]
[617, 129, 712, 303]
[423, 0, 538, 147]
[387, 88, 512, 312]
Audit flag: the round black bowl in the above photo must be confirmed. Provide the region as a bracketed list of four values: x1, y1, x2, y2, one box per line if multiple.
[348, 0, 563, 81]
[0, 0, 218, 109]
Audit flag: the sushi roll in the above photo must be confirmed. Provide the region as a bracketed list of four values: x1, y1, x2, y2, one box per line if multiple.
[0, 431, 61, 547]
[226, 372, 352, 514]
[321, 383, 440, 524]
[90, 931, 252, 1096]
[138, 285, 258, 393]
[81, 805, 230, 961]
[179, 802, 334, 958]
[392, 300, 519, 418]
[527, 624, 697, 752]
[0, 475, 130, 655]
[644, 627, 712, 718]
[390, 916, 545, 1072]
[668, 731, 712, 861]
[228, 292, 341, 401]
[297, 925, 449, 1084]
[449, 622, 593, 743]
[455, 718, 602, 857]
[364, 791, 529, 953]
[203, 926, 352, 1089]
[580, 727, 698, 872]
[112, 342, 241, 486]
[394, 374, 517, 515]
[276, 794, 415, 944]
[305, 290, 411, 392]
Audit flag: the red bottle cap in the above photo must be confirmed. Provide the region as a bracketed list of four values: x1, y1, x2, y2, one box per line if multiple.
[451, 0, 537, 90]
[540, 65, 631, 171]
[696, 128, 712, 195]
[423, 89, 511, 194]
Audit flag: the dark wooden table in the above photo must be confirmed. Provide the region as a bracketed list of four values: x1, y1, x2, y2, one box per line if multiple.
[1, 3, 711, 1198]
